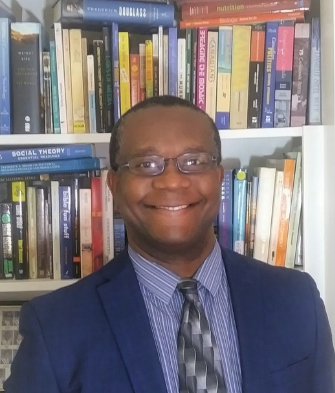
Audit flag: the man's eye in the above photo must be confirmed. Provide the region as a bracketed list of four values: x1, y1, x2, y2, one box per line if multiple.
[186, 158, 202, 166]
[138, 161, 157, 169]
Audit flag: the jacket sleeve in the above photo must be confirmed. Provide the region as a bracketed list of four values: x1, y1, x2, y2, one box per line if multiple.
[4, 301, 60, 393]
[309, 274, 335, 392]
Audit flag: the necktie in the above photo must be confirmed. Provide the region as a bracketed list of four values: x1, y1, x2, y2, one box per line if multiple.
[177, 278, 227, 393]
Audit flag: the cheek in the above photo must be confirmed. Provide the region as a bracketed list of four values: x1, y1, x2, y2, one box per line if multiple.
[117, 176, 151, 209]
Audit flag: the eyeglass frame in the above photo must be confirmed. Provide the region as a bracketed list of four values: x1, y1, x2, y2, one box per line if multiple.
[114, 151, 220, 176]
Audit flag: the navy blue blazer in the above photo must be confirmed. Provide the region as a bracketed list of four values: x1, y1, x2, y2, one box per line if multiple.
[4, 247, 335, 393]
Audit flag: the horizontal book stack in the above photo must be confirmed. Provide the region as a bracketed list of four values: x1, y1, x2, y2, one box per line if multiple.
[0, 145, 126, 281]
[216, 149, 303, 269]
[0, 0, 321, 135]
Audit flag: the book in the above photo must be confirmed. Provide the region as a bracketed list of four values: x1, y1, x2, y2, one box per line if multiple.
[119, 32, 131, 114]
[81, 37, 90, 133]
[112, 23, 121, 124]
[49, 41, 61, 134]
[102, 27, 113, 133]
[205, 30, 218, 120]
[62, 28, 74, 134]
[87, 54, 97, 133]
[91, 177, 103, 272]
[308, 18, 321, 125]
[93, 39, 105, 133]
[59, 184, 73, 278]
[177, 37, 186, 99]
[101, 170, 114, 264]
[27, 186, 38, 279]
[196, 27, 207, 111]
[0, 18, 11, 135]
[43, 52, 53, 134]
[51, 180, 61, 280]
[145, 39, 153, 98]
[232, 169, 247, 255]
[0, 202, 14, 279]
[218, 169, 233, 250]
[53, 0, 176, 27]
[80, 182, 93, 277]
[139, 42, 146, 100]
[0, 145, 94, 164]
[0, 157, 101, 176]
[168, 27, 178, 96]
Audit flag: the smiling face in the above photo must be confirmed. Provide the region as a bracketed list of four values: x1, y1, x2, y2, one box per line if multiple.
[108, 105, 224, 259]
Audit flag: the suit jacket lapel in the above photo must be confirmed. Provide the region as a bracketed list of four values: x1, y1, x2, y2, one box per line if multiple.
[223, 248, 268, 393]
[97, 252, 168, 393]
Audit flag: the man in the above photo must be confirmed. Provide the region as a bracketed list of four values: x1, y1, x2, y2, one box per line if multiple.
[4, 96, 335, 393]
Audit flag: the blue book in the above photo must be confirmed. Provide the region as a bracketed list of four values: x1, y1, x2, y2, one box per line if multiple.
[0, 18, 10, 135]
[49, 41, 61, 133]
[168, 27, 178, 96]
[111, 23, 120, 124]
[218, 169, 233, 250]
[54, 0, 175, 27]
[114, 216, 126, 256]
[233, 169, 247, 255]
[59, 185, 73, 279]
[0, 145, 94, 164]
[308, 18, 321, 125]
[0, 157, 100, 176]
[261, 22, 278, 128]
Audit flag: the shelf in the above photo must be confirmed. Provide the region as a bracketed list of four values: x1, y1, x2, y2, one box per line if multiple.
[0, 127, 303, 146]
[0, 279, 78, 302]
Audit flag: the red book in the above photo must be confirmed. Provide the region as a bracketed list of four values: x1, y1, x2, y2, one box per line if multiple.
[91, 177, 103, 272]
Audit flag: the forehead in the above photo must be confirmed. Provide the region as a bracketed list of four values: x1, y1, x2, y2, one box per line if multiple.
[119, 106, 215, 157]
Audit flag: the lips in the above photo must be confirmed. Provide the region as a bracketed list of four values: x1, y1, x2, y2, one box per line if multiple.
[155, 205, 189, 211]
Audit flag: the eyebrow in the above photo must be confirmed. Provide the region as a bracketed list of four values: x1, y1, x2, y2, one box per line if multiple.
[126, 146, 210, 158]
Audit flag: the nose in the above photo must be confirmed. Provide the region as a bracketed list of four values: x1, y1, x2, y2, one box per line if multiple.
[151, 159, 192, 190]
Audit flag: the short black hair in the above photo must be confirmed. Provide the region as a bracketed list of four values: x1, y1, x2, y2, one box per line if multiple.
[109, 95, 222, 170]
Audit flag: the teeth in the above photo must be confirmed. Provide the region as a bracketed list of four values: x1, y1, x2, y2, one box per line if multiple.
[156, 205, 189, 211]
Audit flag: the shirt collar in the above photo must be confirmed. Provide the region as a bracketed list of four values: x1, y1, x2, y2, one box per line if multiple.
[129, 241, 224, 305]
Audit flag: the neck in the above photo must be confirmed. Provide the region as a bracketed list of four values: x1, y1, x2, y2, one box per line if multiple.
[128, 235, 217, 277]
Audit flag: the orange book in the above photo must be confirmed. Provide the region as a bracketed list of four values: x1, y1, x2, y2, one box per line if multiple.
[180, 10, 305, 29]
[130, 54, 140, 106]
[267, 159, 296, 267]
[91, 177, 103, 272]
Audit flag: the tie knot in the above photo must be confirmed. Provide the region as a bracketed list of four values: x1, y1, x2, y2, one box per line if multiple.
[177, 278, 199, 300]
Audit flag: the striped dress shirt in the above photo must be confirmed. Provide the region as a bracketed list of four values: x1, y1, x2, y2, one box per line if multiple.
[129, 241, 242, 393]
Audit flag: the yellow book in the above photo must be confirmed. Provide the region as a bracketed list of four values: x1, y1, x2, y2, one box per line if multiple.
[69, 29, 86, 133]
[230, 25, 251, 129]
[62, 29, 74, 133]
[145, 39, 153, 98]
[119, 32, 131, 115]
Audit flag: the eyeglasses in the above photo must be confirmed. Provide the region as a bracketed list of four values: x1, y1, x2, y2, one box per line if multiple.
[115, 152, 219, 176]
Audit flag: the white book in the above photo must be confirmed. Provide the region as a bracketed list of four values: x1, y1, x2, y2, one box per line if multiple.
[62, 29, 74, 133]
[206, 31, 218, 120]
[80, 188, 93, 278]
[267, 171, 284, 265]
[101, 170, 114, 264]
[158, 26, 164, 95]
[253, 167, 276, 262]
[27, 187, 38, 279]
[163, 33, 169, 95]
[178, 38, 186, 99]
[51, 181, 61, 280]
[87, 55, 97, 133]
[54, 22, 68, 134]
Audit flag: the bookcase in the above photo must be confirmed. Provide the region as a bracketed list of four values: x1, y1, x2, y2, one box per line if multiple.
[0, 0, 334, 339]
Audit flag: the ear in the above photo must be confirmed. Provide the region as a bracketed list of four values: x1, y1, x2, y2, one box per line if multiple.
[217, 164, 224, 184]
[107, 169, 120, 209]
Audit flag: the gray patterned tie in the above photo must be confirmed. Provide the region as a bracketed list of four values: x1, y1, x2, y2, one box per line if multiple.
[177, 278, 227, 393]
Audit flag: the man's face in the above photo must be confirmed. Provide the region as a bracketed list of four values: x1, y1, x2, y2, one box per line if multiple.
[109, 106, 224, 252]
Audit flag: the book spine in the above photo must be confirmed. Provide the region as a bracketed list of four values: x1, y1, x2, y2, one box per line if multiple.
[119, 32, 131, 114]
[216, 26, 232, 129]
[232, 169, 247, 255]
[179, 10, 304, 29]
[35, 187, 46, 278]
[163, 33, 169, 95]
[185, 29, 192, 101]
[101, 28, 113, 132]
[130, 54, 140, 106]
[70, 29, 86, 133]
[114, 215, 126, 256]
[191, 28, 198, 104]
[247, 24, 266, 128]
[145, 39, 154, 98]
[91, 177, 103, 272]
[11, 181, 28, 279]
[218, 169, 233, 249]
[45, 186, 53, 278]
[83, 1, 175, 27]
[11, 23, 42, 134]
[101, 170, 114, 264]
[244, 180, 252, 256]
[59, 185, 73, 278]
[168, 27, 178, 96]
[308, 18, 321, 125]
[230, 25, 251, 129]
[290, 23, 310, 127]
[111, 23, 121, 123]
[0, 202, 14, 279]
[0, 157, 100, 176]
[81, 38, 90, 133]
[79, 187, 93, 277]
[43, 52, 53, 134]
[261, 22, 278, 128]
[274, 21, 295, 128]
[93, 40, 105, 133]
[54, 23, 68, 134]
[87, 55, 97, 133]
[181, 0, 309, 19]
[0, 18, 11, 135]
[62, 29, 74, 134]
[152, 33, 159, 96]
[49, 41, 61, 134]
[177, 38, 186, 99]
[196, 27, 207, 111]
[205, 31, 218, 120]
[27, 186, 38, 279]
[51, 180, 61, 280]
[0, 145, 93, 164]
[139, 43, 146, 100]
[248, 175, 258, 257]
[158, 26, 164, 95]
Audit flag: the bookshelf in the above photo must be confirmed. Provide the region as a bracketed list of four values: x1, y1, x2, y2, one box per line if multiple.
[0, 0, 334, 338]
